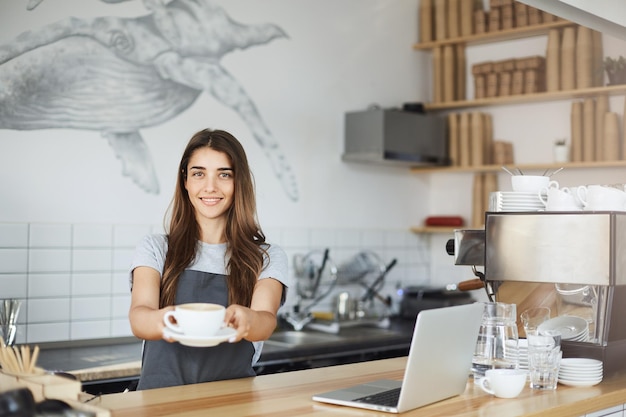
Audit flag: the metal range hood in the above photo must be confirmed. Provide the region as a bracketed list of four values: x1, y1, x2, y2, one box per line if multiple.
[342, 107, 450, 167]
[518, 0, 626, 40]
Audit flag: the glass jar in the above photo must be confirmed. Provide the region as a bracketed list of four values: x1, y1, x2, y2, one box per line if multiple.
[472, 302, 519, 380]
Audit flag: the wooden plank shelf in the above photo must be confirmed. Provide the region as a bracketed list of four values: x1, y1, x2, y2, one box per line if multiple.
[413, 20, 574, 49]
[410, 226, 457, 234]
[422, 84, 626, 111]
[409, 160, 626, 175]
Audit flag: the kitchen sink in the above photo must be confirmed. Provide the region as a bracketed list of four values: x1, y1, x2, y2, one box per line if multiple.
[265, 330, 341, 347]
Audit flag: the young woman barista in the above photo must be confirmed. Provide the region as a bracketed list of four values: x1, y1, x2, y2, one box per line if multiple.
[129, 129, 288, 390]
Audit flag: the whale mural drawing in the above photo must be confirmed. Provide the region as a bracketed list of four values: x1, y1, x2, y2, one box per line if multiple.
[0, 0, 299, 201]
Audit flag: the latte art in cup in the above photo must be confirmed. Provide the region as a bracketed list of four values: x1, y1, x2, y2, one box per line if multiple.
[163, 303, 225, 338]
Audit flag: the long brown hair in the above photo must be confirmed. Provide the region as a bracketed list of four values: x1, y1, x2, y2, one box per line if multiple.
[159, 129, 267, 308]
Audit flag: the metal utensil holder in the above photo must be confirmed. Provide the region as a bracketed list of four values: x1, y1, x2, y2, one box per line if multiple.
[0, 299, 22, 347]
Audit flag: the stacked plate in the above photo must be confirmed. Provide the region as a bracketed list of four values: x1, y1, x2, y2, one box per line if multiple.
[537, 315, 589, 342]
[558, 358, 603, 387]
[518, 338, 528, 370]
[489, 191, 544, 212]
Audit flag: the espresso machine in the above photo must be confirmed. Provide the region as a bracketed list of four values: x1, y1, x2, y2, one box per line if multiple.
[448, 211, 626, 376]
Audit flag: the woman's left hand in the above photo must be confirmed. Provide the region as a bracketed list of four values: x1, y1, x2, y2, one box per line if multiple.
[223, 304, 252, 343]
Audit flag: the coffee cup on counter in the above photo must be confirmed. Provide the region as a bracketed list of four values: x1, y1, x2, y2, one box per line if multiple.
[163, 303, 225, 338]
[477, 369, 528, 399]
[511, 175, 551, 193]
[576, 185, 626, 211]
[538, 186, 582, 211]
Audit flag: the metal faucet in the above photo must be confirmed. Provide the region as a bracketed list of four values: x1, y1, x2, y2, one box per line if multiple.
[283, 310, 314, 332]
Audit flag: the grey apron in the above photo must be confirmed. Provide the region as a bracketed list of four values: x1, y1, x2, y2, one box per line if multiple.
[137, 270, 255, 390]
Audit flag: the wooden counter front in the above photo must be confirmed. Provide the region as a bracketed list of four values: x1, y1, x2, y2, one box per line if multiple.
[95, 357, 626, 417]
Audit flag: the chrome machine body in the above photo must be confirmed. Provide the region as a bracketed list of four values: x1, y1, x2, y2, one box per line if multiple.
[452, 212, 626, 375]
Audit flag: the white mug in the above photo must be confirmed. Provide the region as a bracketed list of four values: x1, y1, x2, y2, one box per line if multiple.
[511, 175, 551, 193]
[538, 186, 581, 211]
[163, 303, 225, 337]
[477, 369, 528, 399]
[577, 185, 626, 211]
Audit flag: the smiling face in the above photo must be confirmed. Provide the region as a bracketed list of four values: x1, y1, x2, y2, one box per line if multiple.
[184, 147, 235, 235]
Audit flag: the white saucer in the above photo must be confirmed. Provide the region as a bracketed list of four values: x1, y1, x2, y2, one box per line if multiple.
[560, 358, 602, 368]
[163, 327, 236, 347]
[538, 316, 588, 340]
[558, 378, 602, 387]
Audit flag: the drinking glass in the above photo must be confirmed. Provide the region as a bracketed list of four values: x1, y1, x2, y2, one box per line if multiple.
[520, 307, 551, 337]
[527, 331, 561, 390]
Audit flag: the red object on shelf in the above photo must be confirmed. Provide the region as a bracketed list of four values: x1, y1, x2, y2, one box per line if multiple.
[424, 216, 465, 227]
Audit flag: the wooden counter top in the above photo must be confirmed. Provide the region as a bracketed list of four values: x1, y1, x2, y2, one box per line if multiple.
[94, 357, 626, 417]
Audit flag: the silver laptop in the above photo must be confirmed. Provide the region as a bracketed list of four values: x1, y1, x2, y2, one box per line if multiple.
[312, 303, 484, 413]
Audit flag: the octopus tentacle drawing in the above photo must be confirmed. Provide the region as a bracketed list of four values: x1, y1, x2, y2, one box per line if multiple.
[1, 0, 299, 201]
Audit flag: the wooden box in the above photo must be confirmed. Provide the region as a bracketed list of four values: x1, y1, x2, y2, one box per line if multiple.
[524, 69, 544, 93]
[486, 72, 499, 97]
[514, 2, 528, 27]
[512, 70, 525, 95]
[488, 6, 501, 32]
[474, 10, 487, 34]
[499, 71, 512, 96]
[527, 5, 542, 25]
[474, 74, 486, 99]
[501, 4, 514, 30]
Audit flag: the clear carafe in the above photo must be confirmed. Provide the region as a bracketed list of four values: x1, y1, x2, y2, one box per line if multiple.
[472, 302, 519, 380]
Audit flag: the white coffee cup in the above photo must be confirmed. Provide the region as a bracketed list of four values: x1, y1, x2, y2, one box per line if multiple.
[511, 175, 551, 193]
[477, 369, 528, 399]
[163, 303, 225, 337]
[577, 185, 626, 211]
[538, 186, 582, 211]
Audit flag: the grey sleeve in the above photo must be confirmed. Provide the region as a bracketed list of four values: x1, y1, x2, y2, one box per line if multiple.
[261, 244, 290, 305]
[128, 234, 167, 291]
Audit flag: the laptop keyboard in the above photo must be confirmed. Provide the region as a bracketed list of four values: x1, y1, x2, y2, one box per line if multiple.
[354, 387, 401, 406]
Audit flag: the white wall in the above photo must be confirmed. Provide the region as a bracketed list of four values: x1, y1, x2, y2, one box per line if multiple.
[0, 0, 430, 230]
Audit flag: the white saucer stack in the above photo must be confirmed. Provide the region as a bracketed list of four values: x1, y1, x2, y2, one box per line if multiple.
[558, 358, 603, 387]
[489, 191, 544, 212]
[537, 315, 589, 342]
[518, 339, 528, 370]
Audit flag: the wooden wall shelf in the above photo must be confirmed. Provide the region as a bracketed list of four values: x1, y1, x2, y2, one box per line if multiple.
[413, 20, 574, 49]
[423, 85, 626, 111]
[410, 160, 626, 174]
[410, 226, 457, 234]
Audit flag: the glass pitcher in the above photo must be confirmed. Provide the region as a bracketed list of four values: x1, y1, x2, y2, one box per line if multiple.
[472, 302, 519, 380]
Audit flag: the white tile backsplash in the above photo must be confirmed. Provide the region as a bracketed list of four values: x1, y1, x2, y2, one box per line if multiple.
[73, 224, 112, 247]
[71, 272, 112, 296]
[28, 298, 71, 323]
[1, 222, 430, 343]
[28, 273, 71, 298]
[112, 248, 134, 271]
[0, 249, 28, 273]
[280, 227, 309, 247]
[0, 223, 28, 247]
[111, 294, 131, 318]
[111, 319, 133, 337]
[28, 249, 71, 273]
[335, 229, 361, 248]
[29, 223, 72, 247]
[72, 248, 112, 272]
[71, 320, 111, 340]
[28, 322, 70, 343]
[71, 296, 111, 320]
[112, 272, 131, 294]
[113, 224, 153, 247]
[0, 274, 28, 298]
